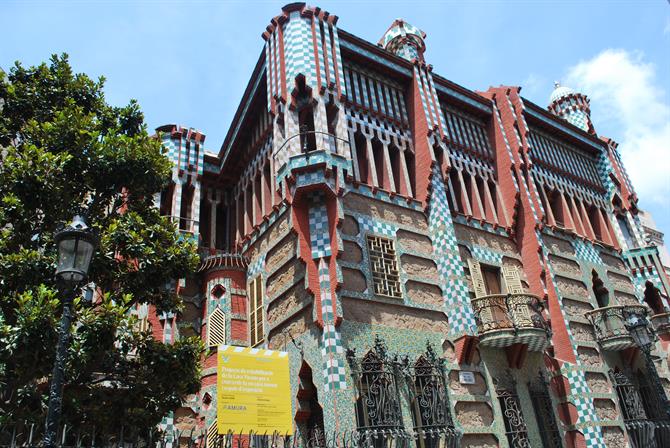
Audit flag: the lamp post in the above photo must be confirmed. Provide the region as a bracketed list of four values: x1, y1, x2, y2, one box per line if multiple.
[44, 216, 97, 448]
[625, 312, 670, 419]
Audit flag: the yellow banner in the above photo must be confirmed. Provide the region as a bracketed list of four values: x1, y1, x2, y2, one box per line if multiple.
[217, 345, 293, 434]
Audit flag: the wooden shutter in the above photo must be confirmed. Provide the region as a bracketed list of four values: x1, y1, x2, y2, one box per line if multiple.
[207, 308, 226, 347]
[249, 277, 264, 347]
[468, 259, 487, 298]
[502, 266, 524, 294]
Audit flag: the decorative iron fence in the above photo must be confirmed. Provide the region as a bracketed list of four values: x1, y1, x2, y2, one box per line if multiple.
[0, 426, 441, 448]
[470, 293, 548, 334]
[586, 305, 647, 345]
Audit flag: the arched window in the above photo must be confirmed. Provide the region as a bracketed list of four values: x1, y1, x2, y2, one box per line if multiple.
[592, 270, 610, 308]
[294, 75, 316, 153]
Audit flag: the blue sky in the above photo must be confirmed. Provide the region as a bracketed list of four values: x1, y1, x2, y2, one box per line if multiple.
[2, 0, 669, 235]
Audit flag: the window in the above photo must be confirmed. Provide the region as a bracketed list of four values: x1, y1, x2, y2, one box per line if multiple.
[482, 265, 502, 295]
[366, 235, 402, 299]
[617, 215, 637, 250]
[249, 276, 264, 347]
[528, 373, 562, 448]
[495, 372, 531, 448]
[346, 337, 407, 447]
[207, 308, 226, 348]
[408, 351, 457, 448]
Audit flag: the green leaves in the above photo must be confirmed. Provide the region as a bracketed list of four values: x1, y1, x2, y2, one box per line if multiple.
[0, 55, 203, 430]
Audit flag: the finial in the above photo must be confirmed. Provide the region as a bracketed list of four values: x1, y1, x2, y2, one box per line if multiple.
[554, 81, 561, 88]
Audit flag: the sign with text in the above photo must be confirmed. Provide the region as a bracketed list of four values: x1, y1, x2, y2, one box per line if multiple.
[217, 345, 292, 434]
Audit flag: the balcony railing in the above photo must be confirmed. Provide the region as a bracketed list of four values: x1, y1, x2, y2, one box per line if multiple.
[650, 312, 670, 336]
[470, 293, 550, 351]
[585, 305, 648, 351]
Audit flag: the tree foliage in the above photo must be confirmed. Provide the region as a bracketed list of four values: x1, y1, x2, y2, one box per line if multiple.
[0, 55, 203, 431]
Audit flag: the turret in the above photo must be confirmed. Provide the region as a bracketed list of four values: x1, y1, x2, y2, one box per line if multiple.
[378, 19, 426, 62]
[547, 81, 594, 134]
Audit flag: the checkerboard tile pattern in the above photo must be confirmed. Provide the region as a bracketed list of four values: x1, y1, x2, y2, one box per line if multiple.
[284, 12, 316, 87]
[470, 244, 503, 264]
[428, 165, 477, 336]
[573, 240, 603, 265]
[309, 192, 332, 258]
[308, 193, 347, 391]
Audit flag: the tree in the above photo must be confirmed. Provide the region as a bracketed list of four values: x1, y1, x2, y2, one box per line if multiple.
[0, 54, 203, 432]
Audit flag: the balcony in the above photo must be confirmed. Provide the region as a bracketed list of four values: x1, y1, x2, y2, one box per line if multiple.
[471, 293, 550, 351]
[650, 312, 670, 336]
[585, 305, 648, 351]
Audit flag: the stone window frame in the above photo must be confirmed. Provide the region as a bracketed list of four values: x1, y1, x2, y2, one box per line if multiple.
[365, 234, 402, 299]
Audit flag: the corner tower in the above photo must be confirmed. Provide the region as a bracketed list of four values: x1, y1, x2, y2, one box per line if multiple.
[548, 81, 594, 134]
[378, 19, 426, 62]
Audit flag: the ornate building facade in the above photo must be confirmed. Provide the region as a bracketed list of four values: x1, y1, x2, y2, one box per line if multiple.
[147, 4, 670, 448]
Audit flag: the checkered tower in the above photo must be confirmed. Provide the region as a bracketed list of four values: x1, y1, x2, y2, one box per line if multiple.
[548, 82, 595, 134]
[263, 2, 350, 182]
[378, 19, 427, 62]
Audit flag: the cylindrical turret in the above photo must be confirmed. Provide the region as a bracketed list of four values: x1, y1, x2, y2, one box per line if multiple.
[547, 82, 594, 134]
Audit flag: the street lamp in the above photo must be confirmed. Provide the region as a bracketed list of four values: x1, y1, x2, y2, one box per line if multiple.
[44, 216, 98, 448]
[625, 311, 670, 419]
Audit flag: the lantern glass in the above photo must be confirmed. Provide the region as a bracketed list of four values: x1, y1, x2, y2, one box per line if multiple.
[55, 217, 97, 285]
[631, 324, 651, 348]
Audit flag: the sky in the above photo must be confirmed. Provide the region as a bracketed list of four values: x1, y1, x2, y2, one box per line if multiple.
[1, 0, 669, 234]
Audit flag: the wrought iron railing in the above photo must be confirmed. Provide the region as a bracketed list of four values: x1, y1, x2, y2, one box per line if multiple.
[274, 130, 351, 157]
[0, 425, 445, 448]
[470, 293, 548, 334]
[585, 305, 647, 345]
[166, 215, 198, 234]
[650, 312, 670, 335]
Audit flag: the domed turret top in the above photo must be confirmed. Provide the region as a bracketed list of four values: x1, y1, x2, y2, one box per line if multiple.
[379, 19, 426, 62]
[549, 81, 576, 104]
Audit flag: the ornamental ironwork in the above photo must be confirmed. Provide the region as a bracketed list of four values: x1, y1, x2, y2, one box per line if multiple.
[586, 305, 647, 346]
[494, 371, 531, 448]
[609, 369, 656, 448]
[401, 343, 459, 448]
[470, 293, 550, 335]
[346, 336, 410, 447]
[528, 372, 562, 448]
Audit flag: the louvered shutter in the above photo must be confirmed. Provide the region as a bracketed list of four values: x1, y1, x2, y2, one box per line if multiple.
[207, 308, 226, 347]
[502, 266, 524, 294]
[206, 421, 219, 448]
[469, 259, 492, 327]
[468, 259, 487, 298]
[502, 266, 531, 326]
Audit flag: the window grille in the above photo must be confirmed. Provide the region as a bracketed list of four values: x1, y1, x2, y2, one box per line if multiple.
[495, 371, 531, 448]
[366, 235, 402, 299]
[609, 369, 656, 448]
[249, 276, 264, 347]
[528, 372, 562, 448]
[207, 308, 226, 348]
[346, 336, 409, 446]
[407, 344, 459, 448]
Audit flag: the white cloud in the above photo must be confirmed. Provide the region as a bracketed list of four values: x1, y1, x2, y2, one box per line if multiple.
[565, 49, 670, 207]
